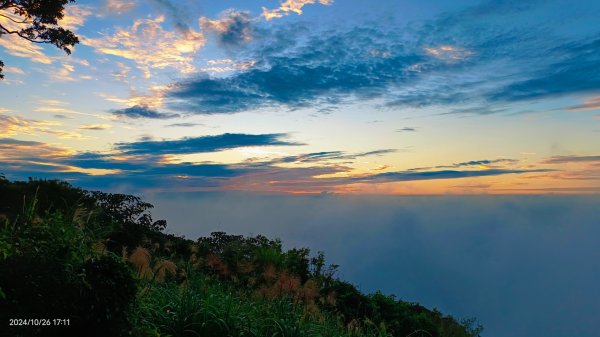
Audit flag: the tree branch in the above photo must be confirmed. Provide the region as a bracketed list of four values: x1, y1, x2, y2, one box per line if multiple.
[0, 12, 29, 24]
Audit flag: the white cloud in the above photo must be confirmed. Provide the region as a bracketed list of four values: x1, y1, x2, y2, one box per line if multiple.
[0, 10, 53, 64]
[82, 16, 205, 77]
[59, 5, 93, 31]
[261, 0, 333, 20]
[105, 0, 136, 14]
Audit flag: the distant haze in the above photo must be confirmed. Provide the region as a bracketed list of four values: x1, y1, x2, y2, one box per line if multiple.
[149, 194, 600, 337]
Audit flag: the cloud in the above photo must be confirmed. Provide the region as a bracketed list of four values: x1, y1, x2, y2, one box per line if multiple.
[262, 149, 397, 165]
[148, 194, 600, 337]
[200, 59, 257, 74]
[488, 38, 600, 102]
[59, 5, 93, 31]
[0, 138, 73, 160]
[54, 114, 72, 119]
[0, 12, 53, 64]
[60, 152, 154, 171]
[114, 133, 303, 155]
[0, 114, 84, 139]
[82, 16, 205, 77]
[110, 105, 179, 119]
[566, 95, 600, 111]
[542, 155, 600, 164]
[396, 127, 417, 132]
[3, 66, 24, 75]
[49, 63, 77, 82]
[261, 0, 333, 21]
[34, 100, 107, 119]
[98, 90, 165, 111]
[351, 168, 552, 183]
[146, 0, 195, 35]
[78, 124, 112, 130]
[407, 159, 519, 171]
[166, 25, 426, 113]
[105, 0, 136, 14]
[0, 137, 565, 194]
[166, 122, 202, 127]
[201, 10, 254, 48]
[424, 45, 474, 62]
[164, 0, 600, 115]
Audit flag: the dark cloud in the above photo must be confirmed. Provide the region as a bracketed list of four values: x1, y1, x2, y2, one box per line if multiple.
[166, 122, 202, 128]
[0, 138, 42, 146]
[488, 38, 600, 102]
[62, 152, 147, 171]
[53, 114, 72, 119]
[264, 149, 397, 165]
[111, 105, 180, 119]
[1, 135, 551, 193]
[0, 161, 71, 174]
[407, 159, 519, 171]
[114, 133, 303, 155]
[1, 140, 550, 194]
[147, 0, 192, 33]
[201, 10, 254, 48]
[164, 0, 600, 115]
[167, 25, 425, 113]
[453, 159, 518, 167]
[352, 168, 550, 183]
[396, 127, 417, 132]
[542, 155, 600, 164]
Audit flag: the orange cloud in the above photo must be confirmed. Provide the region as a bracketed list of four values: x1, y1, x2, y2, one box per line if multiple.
[0, 10, 53, 64]
[59, 5, 93, 31]
[82, 16, 205, 77]
[262, 0, 333, 20]
[425, 45, 474, 62]
[567, 95, 600, 111]
[78, 124, 112, 130]
[0, 139, 74, 159]
[0, 114, 85, 140]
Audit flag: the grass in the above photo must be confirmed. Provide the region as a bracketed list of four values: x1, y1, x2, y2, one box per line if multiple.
[132, 272, 391, 337]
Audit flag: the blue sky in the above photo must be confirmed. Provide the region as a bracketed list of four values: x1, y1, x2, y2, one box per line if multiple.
[2, 3, 600, 336]
[1, 0, 599, 194]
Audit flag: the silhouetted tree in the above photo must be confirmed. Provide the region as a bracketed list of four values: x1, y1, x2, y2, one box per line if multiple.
[0, 0, 79, 79]
[91, 191, 167, 251]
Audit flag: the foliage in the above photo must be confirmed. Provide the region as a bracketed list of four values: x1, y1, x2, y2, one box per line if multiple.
[0, 0, 79, 79]
[78, 254, 138, 336]
[0, 178, 168, 252]
[133, 274, 391, 337]
[0, 199, 137, 336]
[0, 176, 481, 337]
[91, 191, 167, 252]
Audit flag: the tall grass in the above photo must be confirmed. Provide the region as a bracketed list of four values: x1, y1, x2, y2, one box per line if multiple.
[132, 272, 391, 337]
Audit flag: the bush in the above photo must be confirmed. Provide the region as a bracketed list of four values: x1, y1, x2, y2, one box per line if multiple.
[77, 254, 137, 336]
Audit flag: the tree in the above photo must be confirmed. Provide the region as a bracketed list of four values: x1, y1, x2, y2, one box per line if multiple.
[0, 0, 79, 79]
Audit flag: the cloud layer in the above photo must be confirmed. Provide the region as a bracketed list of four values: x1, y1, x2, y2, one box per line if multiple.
[160, 0, 600, 115]
[148, 193, 600, 337]
[114, 133, 302, 155]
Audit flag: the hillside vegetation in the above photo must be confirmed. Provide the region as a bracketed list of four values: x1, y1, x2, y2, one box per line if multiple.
[0, 176, 483, 337]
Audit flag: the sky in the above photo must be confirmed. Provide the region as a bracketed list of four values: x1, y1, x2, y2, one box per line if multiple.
[2, 2, 600, 336]
[1, 0, 599, 194]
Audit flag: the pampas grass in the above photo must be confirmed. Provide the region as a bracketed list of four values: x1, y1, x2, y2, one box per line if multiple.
[153, 259, 177, 283]
[128, 246, 152, 280]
